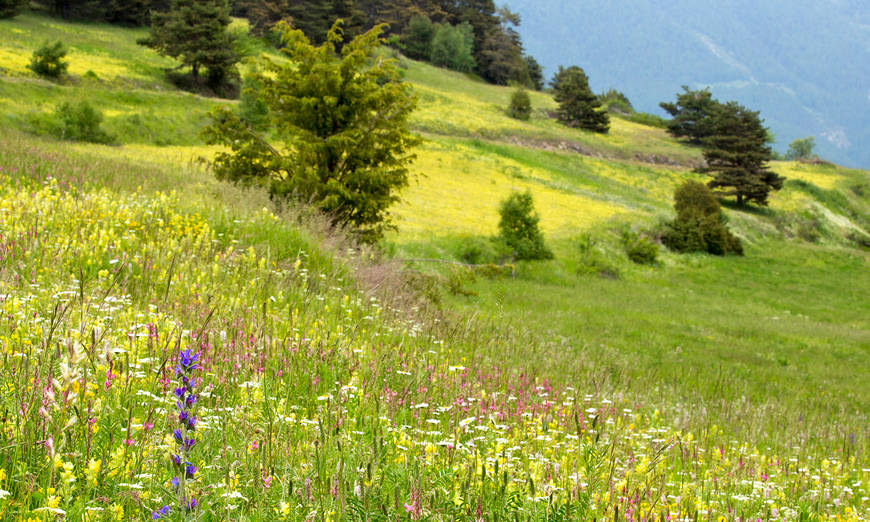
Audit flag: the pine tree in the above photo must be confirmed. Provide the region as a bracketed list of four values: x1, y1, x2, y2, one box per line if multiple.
[140, 0, 238, 88]
[551, 65, 609, 133]
[524, 55, 543, 90]
[203, 22, 420, 243]
[699, 101, 784, 207]
[660, 86, 720, 145]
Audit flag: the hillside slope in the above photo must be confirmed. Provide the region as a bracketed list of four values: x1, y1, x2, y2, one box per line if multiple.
[1, 11, 869, 520]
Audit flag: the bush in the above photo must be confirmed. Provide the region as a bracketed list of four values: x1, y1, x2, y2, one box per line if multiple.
[456, 236, 508, 265]
[785, 136, 816, 160]
[621, 228, 659, 265]
[507, 88, 531, 120]
[576, 233, 619, 278]
[28, 41, 69, 80]
[497, 191, 553, 261]
[55, 101, 115, 144]
[599, 88, 633, 114]
[661, 181, 743, 256]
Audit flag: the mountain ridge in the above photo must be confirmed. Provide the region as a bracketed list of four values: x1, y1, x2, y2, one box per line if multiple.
[506, 0, 870, 168]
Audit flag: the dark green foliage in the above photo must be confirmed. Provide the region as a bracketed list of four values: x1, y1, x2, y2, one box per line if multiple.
[0, 0, 28, 18]
[203, 22, 420, 243]
[476, 8, 527, 85]
[699, 101, 784, 207]
[507, 88, 531, 120]
[621, 228, 658, 265]
[456, 236, 508, 264]
[660, 86, 720, 145]
[785, 136, 816, 160]
[401, 15, 436, 60]
[497, 191, 553, 261]
[28, 41, 68, 80]
[48, 0, 152, 24]
[662, 181, 743, 256]
[599, 88, 633, 114]
[524, 54, 543, 90]
[140, 0, 239, 90]
[54, 101, 115, 144]
[429, 22, 475, 72]
[551, 65, 609, 133]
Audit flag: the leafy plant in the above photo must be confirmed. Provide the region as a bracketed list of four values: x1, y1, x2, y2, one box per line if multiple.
[203, 21, 420, 243]
[662, 180, 743, 255]
[621, 228, 659, 265]
[497, 191, 553, 261]
[28, 41, 68, 80]
[54, 101, 115, 144]
[507, 87, 531, 120]
[785, 136, 816, 160]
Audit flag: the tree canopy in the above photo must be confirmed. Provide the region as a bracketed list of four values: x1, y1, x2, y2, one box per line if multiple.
[660, 86, 719, 144]
[551, 65, 609, 133]
[203, 21, 420, 243]
[139, 0, 239, 88]
[698, 101, 784, 207]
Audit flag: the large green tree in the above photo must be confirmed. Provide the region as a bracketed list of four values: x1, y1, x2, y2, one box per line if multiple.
[699, 101, 784, 207]
[140, 0, 239, 87]
[551, 65, 609, 133]
[660, 86, 720, 145]
[203, 21, 420, 243]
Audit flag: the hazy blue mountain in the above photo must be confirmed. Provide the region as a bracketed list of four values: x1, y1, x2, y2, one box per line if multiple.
[506, 0, 870, 168]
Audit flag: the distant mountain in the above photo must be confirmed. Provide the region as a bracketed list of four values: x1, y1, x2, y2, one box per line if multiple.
[507, 0, 870, 168]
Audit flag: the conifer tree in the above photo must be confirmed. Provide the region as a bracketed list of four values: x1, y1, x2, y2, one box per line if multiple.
[203, 22, 420, 243]
[551, 65, 609, 133]
[699, 101, 784, 206]
[660, 86, 720, 144]
[140, 0, 239, 88]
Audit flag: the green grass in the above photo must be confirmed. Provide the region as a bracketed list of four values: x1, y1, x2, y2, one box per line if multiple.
[1, 11, 870, 520]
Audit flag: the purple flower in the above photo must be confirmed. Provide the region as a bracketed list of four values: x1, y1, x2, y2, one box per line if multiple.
[173, 429, 184, 444]
[179, 349, 200, 372]
[152, 505, 170, 519]
[183, 496, 198, 511]
[185, 462, 197, 478]
[170, 453, 182, 466]
[183, 437, 196, 451]
[171, 476, 180, 489]
[174, 386, 186, 399]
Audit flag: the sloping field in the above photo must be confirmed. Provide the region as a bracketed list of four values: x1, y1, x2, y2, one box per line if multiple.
[1, 12, 869, 520]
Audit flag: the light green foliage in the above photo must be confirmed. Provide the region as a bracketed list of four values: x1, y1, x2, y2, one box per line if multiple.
[27, 40, 68, 79]
[429, 21, 476, 72]
[497, 190, 553, 260]
[786, 136, 816, 160]
[204, 21, 420, 243]
[54, 100, 115, 144]
[506, 87, 531, 120]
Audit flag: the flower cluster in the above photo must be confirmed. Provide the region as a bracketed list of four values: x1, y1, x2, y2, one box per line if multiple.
[153, 349, 201, 519]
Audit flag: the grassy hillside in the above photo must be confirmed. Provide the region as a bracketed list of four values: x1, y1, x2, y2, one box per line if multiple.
[1, 11, 869, 520]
